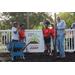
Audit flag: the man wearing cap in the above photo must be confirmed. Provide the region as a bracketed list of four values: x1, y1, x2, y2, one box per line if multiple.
[55, 16, 66, 58]
[12, 22, 19, 42]
[50, 23, 57, 53]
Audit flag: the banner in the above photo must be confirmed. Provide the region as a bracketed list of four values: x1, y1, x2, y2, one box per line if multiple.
[25, 30, 45, 52]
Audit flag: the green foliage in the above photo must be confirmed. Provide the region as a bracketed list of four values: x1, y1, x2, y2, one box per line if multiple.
[0, 12, 53, 29]
[55, 12, 75, 29]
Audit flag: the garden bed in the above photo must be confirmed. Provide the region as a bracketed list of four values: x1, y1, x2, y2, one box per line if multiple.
[0, 52, 75, 62]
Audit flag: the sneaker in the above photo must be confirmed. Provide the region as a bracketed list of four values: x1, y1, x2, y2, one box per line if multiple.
[49, 53, 52, 56]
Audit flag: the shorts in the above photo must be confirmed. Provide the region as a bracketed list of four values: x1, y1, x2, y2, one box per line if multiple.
[44, 37, 51, 44]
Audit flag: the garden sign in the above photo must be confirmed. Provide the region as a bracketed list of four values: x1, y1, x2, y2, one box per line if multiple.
[25, 30, 45, 52]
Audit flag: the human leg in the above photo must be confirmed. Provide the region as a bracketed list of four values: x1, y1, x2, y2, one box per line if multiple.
[57, 36, 60, 52]
[52, 38, 57, 53]
[60, 34, 65, 56]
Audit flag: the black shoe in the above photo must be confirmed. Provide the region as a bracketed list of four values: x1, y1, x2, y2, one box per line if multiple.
[44, 50, 48, 55]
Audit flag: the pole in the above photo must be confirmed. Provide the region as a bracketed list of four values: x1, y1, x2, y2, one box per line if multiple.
[54, 13, 56, 45]
[52, 13, 57, 58]
[27, 12, 29, 29]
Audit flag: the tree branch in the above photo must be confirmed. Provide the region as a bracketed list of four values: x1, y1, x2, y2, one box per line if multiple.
[30, 19, 37, 29]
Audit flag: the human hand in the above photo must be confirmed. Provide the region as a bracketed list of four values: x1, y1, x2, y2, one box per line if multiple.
[43, 35, 46, 37]
[55, 23, 57, 26]
[55, 27, 58, 29]
[24, 36, 26, 38]
[17, 26, 20, 29]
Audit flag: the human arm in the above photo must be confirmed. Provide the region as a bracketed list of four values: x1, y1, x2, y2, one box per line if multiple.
[19, 30, 26, 38]
[43, 29, 53, 37]
[43, 33, 50, 37]
[56, 21, 66, 29]
[14, 26, 20, 34]
[24, 30, 26, 38]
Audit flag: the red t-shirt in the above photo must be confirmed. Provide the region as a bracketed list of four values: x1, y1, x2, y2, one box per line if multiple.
[19, 30, 24, 40]
[44, 28, 52, 38]
[51, 29, 57, 38]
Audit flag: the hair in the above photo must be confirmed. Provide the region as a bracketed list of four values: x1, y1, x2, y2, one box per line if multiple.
[57, 16, 61, 19]
[45, 21, 50, 25]
[20, 24, 25, 27]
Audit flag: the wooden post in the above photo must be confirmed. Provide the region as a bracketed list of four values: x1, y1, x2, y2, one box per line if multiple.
[54, 13, 56, 24]
[27, 12, 29, 29]
[52, 13, 57, 58]
[54, 13, 56, 45]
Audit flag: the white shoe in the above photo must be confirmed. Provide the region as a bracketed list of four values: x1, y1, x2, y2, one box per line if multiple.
[49, 53, 52, 56]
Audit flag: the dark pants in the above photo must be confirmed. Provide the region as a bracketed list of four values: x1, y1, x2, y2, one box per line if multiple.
[12, 40, 18, 42]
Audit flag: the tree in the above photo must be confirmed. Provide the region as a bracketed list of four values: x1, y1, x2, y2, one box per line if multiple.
[0, 12, 53, 29]
[56, 12, 75, 29]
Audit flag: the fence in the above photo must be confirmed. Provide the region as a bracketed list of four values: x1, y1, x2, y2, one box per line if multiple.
[0, 29, 75, 53]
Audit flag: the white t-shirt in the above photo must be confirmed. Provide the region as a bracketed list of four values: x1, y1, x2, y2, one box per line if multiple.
[12, 27, 18, 40]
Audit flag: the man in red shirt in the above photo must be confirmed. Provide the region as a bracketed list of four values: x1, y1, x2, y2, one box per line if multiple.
[50, 23, 58, 53]
[43, 22, 52, 56]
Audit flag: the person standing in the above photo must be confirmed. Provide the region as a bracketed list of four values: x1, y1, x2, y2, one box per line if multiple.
[19, 24, 26, 42]
[43, 21, 52, 56]
[12, 22, 19, 42]
[2, 32, 7, 45]
[71, 23, 75, 49]
[55, 16, 66, 58]
[50, 23, 58, 53]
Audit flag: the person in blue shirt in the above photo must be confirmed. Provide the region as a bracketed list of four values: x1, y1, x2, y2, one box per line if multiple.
[55, 16, 66, 58]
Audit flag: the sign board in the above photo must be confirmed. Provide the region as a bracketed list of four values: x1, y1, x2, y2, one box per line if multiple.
[24, 30, 45, 52]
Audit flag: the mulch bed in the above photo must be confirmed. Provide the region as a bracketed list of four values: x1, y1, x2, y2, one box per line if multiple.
[0, 52, 75, 62]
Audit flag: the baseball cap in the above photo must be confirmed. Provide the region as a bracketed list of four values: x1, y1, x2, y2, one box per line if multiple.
[51, 23, 55, 25]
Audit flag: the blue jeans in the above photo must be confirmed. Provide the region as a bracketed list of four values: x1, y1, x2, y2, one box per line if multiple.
[57, 33, 65, 56]
[19, 40, 24, 42]
[49, 38, 57, 53]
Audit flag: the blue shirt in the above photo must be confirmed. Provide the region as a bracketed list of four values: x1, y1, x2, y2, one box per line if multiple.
[71, 23, 75, 29]
[57, 20, 66, 35]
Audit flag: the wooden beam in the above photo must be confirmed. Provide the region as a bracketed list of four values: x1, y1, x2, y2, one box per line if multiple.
[27, 12, 29, 29]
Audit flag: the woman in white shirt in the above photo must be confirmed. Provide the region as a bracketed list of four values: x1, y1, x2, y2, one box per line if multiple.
[12, 22, 19, 42]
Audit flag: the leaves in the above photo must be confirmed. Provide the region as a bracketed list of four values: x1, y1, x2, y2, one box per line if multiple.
[33, 35, 35, 37]
[56, 12, 75, 29]
[0, 12, 53, 30]
[35, 33, 37, 36]
[37, 36, 40, 37]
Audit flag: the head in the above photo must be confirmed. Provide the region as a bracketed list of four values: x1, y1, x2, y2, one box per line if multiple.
[20, 24, 25, 30]
[13, 22, 18, 28]
[57, 16, 61, 22]
[45, 21, 50, 28]
[51, 23, 55, 28]
[45, 24, 48, 28]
